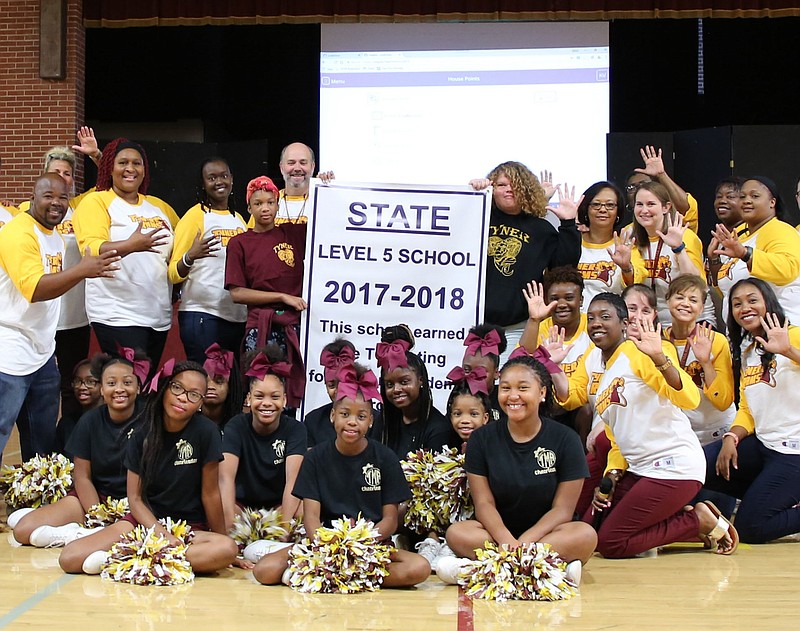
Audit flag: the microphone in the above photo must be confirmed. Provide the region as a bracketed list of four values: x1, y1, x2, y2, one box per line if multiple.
[592, 476, 615, 530]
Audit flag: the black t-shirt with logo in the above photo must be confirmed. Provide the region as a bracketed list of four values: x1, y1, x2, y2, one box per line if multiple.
[389, 406, 460, 460]
[66, 401, 144, 499]
[303, 402, 384, 448]
[292, 439, 410, 527]
[124, 414, 223, 523]
[222, 412, 307, 508]
[465, 418, 588, 538]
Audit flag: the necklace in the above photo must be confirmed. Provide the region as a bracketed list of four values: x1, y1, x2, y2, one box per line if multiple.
[283, 193, 308, 223]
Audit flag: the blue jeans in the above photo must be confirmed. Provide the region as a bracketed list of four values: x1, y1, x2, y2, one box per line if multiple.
[178, 311, 245, 364]
[0, 355, 60, 461]
[704, 435, 800, 543]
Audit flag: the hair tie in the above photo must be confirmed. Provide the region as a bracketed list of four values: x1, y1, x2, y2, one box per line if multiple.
[446, 365, 489, 395]
[203, 343, 234, 381]
[335, 365, 382, 402]
[246, 352, 291, 381]
[246, 175, 279, 204]
[115, 345, 151, 386]
[147, 358, 175, 393]
[320, 346, 356, 382]
[463, 330, 501, 357]
[375, 340, 411, 372]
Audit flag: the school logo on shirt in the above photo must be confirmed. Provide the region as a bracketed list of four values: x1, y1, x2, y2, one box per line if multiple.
[128, 215, 170, 231]
[561, 360, 579, 379]
[487, 233, 523, 276]
[361, 463, 382, 492]
[741, 359, 777, 388]
[596, 377, 627, 415]
[578, 261, 616, 286]
[272, 439, 286, 465]
[684, 360, 705, 388]
[274, 242, 295, 267]
[533, 447, 557, 476]
[645, 255, 672, 282]
[717, 259, 737, 281]
[588, 372, 604, 395]
[45, 252, 63, 274]
[174, 439, 198, 466]
[56, 219, 73, 235]
[212, 227, 243, 247]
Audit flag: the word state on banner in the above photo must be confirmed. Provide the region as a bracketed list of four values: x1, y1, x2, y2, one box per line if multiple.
[300, 181, 491, 417]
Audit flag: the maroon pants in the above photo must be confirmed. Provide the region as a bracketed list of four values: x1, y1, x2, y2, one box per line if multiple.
[576, 430, 612, 517]
[584, 472, 701, 558]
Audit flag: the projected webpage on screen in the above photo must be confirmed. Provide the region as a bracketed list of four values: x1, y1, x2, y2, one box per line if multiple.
[320, 46, 609, 191]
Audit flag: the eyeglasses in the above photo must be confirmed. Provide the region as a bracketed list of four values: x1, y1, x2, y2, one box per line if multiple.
[72, 377, 99, 388]
[589, 201, 618, 210]
[168, 381, 204, 403]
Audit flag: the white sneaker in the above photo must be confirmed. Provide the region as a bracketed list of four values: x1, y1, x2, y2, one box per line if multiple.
[74, 526, 104, 540]
[565, 560, 582, 586]
[82, 549, 110, 575]
[414, 537, 441, 571]
[29, 523, 82, 548]
[432, 542, 456, 573]
[7, 507, 35, 529]
[243, 539, 292, 563]
[435, 556, 471, 585]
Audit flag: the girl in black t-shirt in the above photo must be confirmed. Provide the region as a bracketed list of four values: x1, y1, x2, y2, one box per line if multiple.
[440, 356, 597, 584]
[59, 361, 238, 575]
[55, 359, 103, 453]
[201, 342, 243, 428]
[460, 324, 508, 423]
[12, 353, 145, 547]
[253, 364, 430, 587]
[377, 325, 458, 458]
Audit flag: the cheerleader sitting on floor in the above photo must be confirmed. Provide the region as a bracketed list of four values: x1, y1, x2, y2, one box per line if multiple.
[252, 364, 430, 587]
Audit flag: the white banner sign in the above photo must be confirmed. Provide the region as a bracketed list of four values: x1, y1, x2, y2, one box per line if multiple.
[300, 181, 491, 417]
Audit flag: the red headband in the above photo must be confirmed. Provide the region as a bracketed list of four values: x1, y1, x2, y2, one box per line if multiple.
[116, 345, 151, 386]
[246, 175, 279, 204]
[147, 358, 175, 393]
[203, 343, 233, 381]
[375, 340, 411, 372]
[508, 345, 562, 376]
[320, 346, 356, 382]
[246, 352, 291, 382]
[335, 365, 382, 403]
[446, 366, 489, 396]
[463, 330, 502, 358]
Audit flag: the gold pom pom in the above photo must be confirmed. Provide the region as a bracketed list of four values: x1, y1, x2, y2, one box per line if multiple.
[0, 453, 73, 510]
[85, 497, 129, 528]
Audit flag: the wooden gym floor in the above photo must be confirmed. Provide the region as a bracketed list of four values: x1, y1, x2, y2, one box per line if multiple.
[2, 430, 799, 630]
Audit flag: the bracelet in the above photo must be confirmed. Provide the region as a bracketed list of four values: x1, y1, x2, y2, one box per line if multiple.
[722, 431, 740, 447]
[671, 242, 686, 254]
[655, 357, 673, 372]
[606, 469, 624, 482]
[621, 266, 634, 274]
[708, 257, 721, 265]
[741, 246, 753, 263]
[182, 253, 194, 268]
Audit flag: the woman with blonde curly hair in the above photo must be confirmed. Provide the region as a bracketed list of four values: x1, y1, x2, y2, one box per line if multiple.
[470, 161, 581, 359]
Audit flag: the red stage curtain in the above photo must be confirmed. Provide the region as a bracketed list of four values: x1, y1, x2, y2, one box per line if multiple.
[83, 1, 800, 27]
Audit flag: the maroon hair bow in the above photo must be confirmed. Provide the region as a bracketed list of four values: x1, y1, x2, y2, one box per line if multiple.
[335, 365, 382, 402]
[147, 358, 175, 393]
[375, 340, 410, 372]
[508, 345, 562, 376]
[463, 330, 502, 357]
[203, 343, 234, 381]
[116, 345, 151, 386]
[320, 346, 356, 382]
[446, 365, 489, 395]
[246, 352, 292, 381]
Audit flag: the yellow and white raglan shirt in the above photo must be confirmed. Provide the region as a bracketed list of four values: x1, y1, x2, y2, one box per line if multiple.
[537, 313, 592, 380]
[73, 190, 178, 330]
[733, 328, 800, 455]
[0, 204, 19, 230]
[18, 190, 94, 331]
[245, 190, 310, 228]
[632, 229, 715, 325]
[563, 340, 703, 481]
[560, 342, 605, 428]
[716, 218, 800, 324]
[168, 204, 247, 323]
[663, 327, 735, 446]
[0, 212, 65, 375]
[578, 238, 645, 309]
